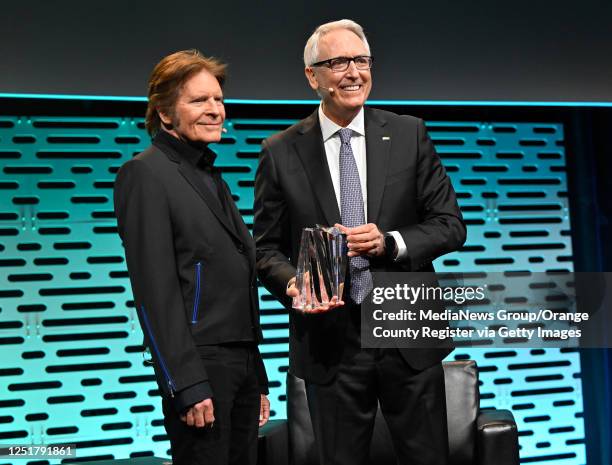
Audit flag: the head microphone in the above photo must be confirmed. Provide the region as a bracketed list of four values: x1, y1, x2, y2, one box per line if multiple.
[222, 127, 228, 133]
[328, 87, 335, 93]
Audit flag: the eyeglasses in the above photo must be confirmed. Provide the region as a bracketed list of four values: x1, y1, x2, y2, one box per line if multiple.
[310, 55, 373, 72]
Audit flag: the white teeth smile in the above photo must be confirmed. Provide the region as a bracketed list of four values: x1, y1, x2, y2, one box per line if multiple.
[341, 85, 361, 91]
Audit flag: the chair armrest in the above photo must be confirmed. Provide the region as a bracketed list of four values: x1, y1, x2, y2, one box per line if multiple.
[258, 419, 288, 465]
[476, 409, 520, 465]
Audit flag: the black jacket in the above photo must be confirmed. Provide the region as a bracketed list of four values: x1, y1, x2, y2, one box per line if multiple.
[254, 107, 466, 383]
[114, 133, 268, 410]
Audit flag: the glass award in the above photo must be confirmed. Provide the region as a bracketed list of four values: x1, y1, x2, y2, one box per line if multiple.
[292, 225, 348, 312]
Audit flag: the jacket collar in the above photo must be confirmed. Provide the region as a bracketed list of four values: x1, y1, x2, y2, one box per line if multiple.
[294, 106, 391, 225]
[294, 110, 341, 226]
[153, 130, 217, 169]
[153, 131, 247, 249]
[363, 107, 392, 224]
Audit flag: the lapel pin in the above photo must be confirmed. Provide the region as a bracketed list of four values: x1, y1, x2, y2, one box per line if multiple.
[382, 136, 391, 141]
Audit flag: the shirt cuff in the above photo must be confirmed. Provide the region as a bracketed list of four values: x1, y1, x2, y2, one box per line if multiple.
[388, 230, 408, 261]
[173, 381, 213, 414]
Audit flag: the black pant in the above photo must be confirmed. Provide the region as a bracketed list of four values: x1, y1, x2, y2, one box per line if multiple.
[306, 345, 449, 465]
[162, 344, 261, 465]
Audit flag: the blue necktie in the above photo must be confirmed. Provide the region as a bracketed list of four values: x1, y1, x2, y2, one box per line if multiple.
[338, 128, 373, 304]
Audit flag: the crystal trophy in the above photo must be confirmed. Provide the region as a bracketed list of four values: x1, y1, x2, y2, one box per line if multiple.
[292, 225, 348, 311]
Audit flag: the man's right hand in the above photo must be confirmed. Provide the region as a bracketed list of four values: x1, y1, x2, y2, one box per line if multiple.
[180, 397, 215, 428]
[287, 276, 344, 313]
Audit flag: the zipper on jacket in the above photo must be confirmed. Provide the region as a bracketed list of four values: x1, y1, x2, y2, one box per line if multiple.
[139, 305, 177, 397]
[191, 262, 202, 324]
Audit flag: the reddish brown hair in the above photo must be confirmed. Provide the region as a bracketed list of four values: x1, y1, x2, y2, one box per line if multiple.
[145, 49, 226, 136]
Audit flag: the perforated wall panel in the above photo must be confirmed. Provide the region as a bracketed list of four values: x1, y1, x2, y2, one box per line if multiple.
[0, 115, 584, 464]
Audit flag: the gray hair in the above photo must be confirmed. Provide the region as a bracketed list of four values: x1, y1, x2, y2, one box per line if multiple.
[303, 19, 371, 67]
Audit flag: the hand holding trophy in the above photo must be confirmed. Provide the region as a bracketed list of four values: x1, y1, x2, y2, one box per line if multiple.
[289, 225, 347, 313]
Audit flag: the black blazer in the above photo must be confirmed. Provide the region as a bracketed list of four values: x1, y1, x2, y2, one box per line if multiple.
[114, 136, 268, 408]
[254, 107, 466, 383]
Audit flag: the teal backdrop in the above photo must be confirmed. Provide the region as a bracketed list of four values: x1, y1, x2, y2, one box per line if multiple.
[0, 101, 584, 464]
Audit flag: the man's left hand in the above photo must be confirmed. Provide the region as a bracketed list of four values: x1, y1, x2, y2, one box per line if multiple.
[335, 223, 385, 257]
[259, 394, 270, 427]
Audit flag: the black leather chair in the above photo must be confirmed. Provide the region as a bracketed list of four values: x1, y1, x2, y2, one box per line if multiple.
[258, 360, 519, 465]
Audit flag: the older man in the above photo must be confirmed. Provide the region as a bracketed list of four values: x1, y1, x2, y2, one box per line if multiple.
[114, 50, 269, 465]
[254, 20, 466, 464]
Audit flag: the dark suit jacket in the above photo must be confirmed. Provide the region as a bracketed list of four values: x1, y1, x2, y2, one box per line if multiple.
[114, 134, 268, 410]
[254, 107, 466, 383]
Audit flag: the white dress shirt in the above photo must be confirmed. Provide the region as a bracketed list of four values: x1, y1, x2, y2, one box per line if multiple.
[318, 105, 407, 260]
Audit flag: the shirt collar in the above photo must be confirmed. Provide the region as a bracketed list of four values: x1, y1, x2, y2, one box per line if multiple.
[318, 105, 365, 142]
[153, 130, 217, 169]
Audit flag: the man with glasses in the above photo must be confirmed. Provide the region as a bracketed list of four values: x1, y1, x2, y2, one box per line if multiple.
[254, 19, 465, 464]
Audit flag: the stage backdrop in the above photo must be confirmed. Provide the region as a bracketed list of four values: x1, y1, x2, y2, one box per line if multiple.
[0, 100, 584, 464]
